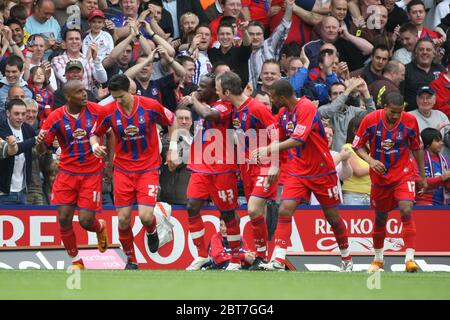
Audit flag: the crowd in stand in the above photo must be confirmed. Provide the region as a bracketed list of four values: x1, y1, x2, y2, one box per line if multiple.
[0, 0, 449, 207]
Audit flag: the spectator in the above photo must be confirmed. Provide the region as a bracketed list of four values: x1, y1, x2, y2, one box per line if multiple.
[404, 39, 445, 111]
[310, 121, 353, 205]
[23, 34, 58, 91]
[278, 41, 301, 76]
[202, 217, 256, 270]
[51, 28, 108, 92]
[204, 0, 222, 23]
[350, 44, 390, 84]
[0, 99, 37, 205]
[9, 5, 29, 27]
[259, 59, 281, 94]
[125, 47, 186, 111]
[179, 12, 199, 44]
[287, 50, 310, 97]
[430, 68, 450, 118]
[342, 115, 371, 205]
[161, 0, 207, 39]
[71, 0, 100, 33]
[24, 0, 62, 59]
[303, 15, 373, 71]
[392, 23, 419, 65]
[23, 97, 47, 205]
[247, 0, 292, 90]
[28, 65, 54, 126]
[303, 49, 340, 106]
[253, 90, 272, 110]
[318, 78, 375, 152]
[4, 18, 27, 58]
[383, 0, 409, 34]
[184, 24, 213, 85]
[82, 9, 114, 63]
[433, 0, 450, 29]
[159, 106, 193, 205]
[409, 86, 450, 157]
[0, 55, 34, 118]
[209, 0, 245, 48]
[53, 60, 97, 108]
[176, 55, 198, 98]
[369, 60, 405, 109]
[415, 127, 450, 206]
[407, 0, 442, 41]
[208, 22, 252, 86]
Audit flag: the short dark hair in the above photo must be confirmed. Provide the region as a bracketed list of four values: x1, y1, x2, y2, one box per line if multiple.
[385, 92, 405, 107]
[371, 44, 390, 56]
[175, 105, 192, 114]
[421, 127, 442, 149]
[217, 71, 243, 95]
[217, 21, 234, 34]
[248, 20, 265, 33]
[262, 58, 281, 70]
[318, 49, 335, 65]
[280, 42, 301, 58]
[399, 22, 418, 34]
[195, 23, 211, 34]
[270, 79, 295, 98]
[108, 74, 130, 92]
[407, 0, 425, 12]
[63, 28, 82, 41]
[177, 55, 195, 65]
[9, 5, 28, 22]
[252, 89, 270, 98]
[6, 98, 26, 111]
[5, 17, 23, 29]
[6, 55, 24, 71]
[346, 114, 365, 144]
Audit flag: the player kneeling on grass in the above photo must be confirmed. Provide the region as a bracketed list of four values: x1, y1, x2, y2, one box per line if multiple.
[253, 80, 353, 272]
[201, 217, 256, 270]
[352, 92, 427, 273]
[37, 80, 110, 270]
[90, 74, 176, 270]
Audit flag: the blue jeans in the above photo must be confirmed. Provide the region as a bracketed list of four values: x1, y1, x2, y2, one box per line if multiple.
[343, 192, 370, 206]
[0, 190, 27, 205]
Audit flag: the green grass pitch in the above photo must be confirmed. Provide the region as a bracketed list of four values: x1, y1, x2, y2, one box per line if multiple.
[1, 270, 450, 300]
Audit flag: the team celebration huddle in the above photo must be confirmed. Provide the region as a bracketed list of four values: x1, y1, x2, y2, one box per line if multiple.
[0, 0, 449, 275]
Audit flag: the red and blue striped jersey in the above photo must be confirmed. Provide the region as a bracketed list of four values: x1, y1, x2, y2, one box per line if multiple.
[232, 97, 278, 176]
[92, 95, 175, 173]
[42, 102, 106, 175]
[277, 97, 336, 178]
[352, 109, 422, 186]
[188, 100, 238, 174]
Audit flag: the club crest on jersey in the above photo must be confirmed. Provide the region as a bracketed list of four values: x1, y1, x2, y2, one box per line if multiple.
[73, 128, 86, 139]
[286, 121, 295, 132]
[152, 88, 159, 96]
[124, 125, 139, 136]
[138, 115, 145, 124]
[232, 118, 241, 129]
[396, 132, 403, 140]
[293, 124, 306, 136]
[381, 139, 394, 150]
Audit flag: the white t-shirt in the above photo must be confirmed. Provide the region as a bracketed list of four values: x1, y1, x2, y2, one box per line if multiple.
[9, 124, 26, 192]
[82, 30, 114, 63]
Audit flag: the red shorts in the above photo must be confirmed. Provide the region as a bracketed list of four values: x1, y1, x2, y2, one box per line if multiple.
[114, 169, 159, 207]
[281, 173, 341, 207]
[187, 172, 238, 211]
[371, 180, 416, 212]
[52, 171, 102, 212]
[240, 166, 278, 200]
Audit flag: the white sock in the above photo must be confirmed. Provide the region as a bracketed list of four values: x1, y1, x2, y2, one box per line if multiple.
[374, 249, 384, 262]
[340, 248, 350, 259]
[405, 248, 415, 262]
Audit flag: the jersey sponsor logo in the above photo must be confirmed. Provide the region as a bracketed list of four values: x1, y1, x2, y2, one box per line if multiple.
[232, 118, 241, 129]
[293, 124, 306, 136]
[73, 128, 87, 140]
[212, 104, 228, 113]
[124, 125, 139, 136]
[381, 139, 394, 150]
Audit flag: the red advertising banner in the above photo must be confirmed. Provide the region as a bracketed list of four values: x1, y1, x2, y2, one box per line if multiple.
[1, 206, 449, 269]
